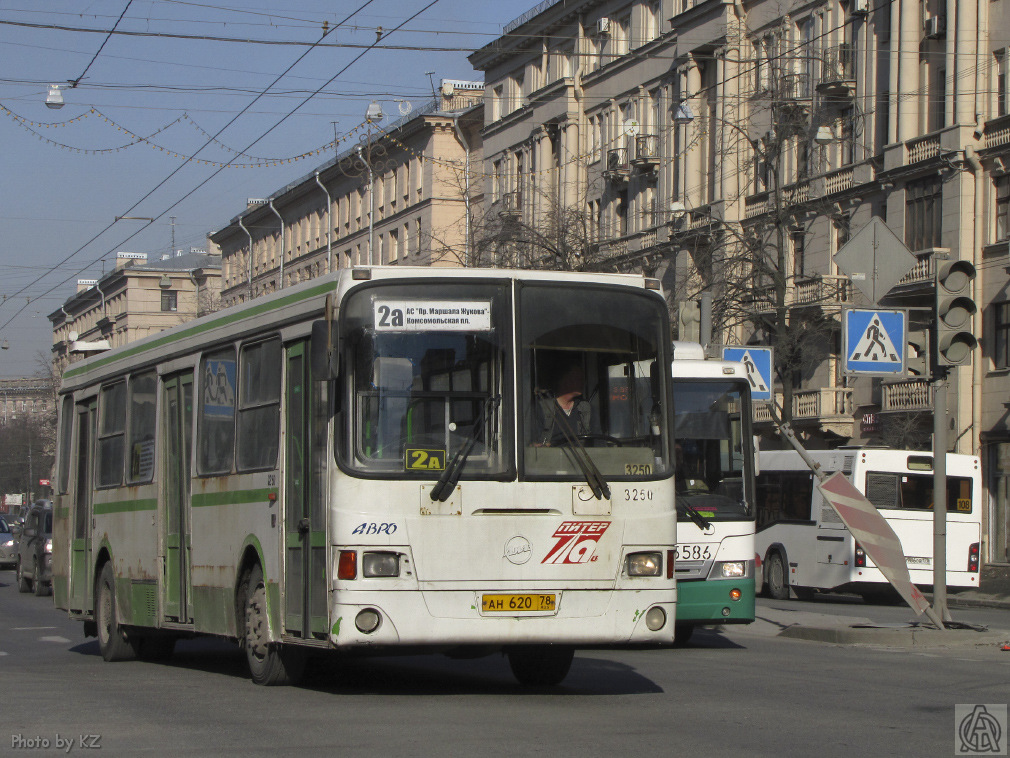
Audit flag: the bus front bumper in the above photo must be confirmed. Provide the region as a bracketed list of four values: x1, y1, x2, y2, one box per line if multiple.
[328, 589, 677, 648]
[675, 578, 755, 624]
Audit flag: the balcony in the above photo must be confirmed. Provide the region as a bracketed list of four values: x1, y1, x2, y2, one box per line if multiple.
[499, 191, 521, 218]
[793, 274, 852, 308]
[632, 134, 660, 169]
[753, 388, 854, 435]
[880, 378, 933, 412]
[746, 275, 852, 315]
[817, 44, 856, 99]
[604, 147, 630, 182]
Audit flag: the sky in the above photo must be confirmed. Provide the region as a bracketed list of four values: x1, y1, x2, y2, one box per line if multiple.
[0, 0, 536, 377]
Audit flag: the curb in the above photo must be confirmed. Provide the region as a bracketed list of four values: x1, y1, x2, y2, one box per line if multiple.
[779, 624, 1010, 647]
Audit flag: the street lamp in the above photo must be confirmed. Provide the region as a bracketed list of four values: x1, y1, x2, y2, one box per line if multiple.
[45, 83, 76, 109]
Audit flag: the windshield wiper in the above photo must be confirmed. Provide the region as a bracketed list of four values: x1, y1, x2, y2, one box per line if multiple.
[539, 392, 611, 500]
[678, 501, 713, 530]
[430, 395, 500, 502]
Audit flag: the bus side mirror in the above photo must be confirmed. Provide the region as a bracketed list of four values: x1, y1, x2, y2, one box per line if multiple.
[311, 319, 339, 380]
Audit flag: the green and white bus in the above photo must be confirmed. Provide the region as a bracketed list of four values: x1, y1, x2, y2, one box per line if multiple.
[671, 343, 756, 644]
[52, 266, 679, 686]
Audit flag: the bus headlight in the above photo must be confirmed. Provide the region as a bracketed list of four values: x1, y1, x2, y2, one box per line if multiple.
[714, 561, 747, 578]
[626, 552, 662, 577]
[362, 552, 400, 578]
[44, 539, 52, 554]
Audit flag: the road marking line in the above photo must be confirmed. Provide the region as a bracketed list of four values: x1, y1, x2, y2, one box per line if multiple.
[11, 626, 58, 631]
[39, 636, 72, 644]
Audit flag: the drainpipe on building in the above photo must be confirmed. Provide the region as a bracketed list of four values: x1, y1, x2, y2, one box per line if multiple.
[452, 116, 471, 266]
[188, 270, 201, 317]
[269, 199, 285, 289]
[238, 215, 253, 300]
[315, 172, 333, 273]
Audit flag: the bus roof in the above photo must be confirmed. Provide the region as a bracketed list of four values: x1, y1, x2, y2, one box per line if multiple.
[59, 266, 659, 392]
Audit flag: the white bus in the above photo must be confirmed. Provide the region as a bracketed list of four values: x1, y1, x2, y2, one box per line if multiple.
[670, 343, 755, 644]
[755, 448, 982, 600]
[52, 266, 679, 686]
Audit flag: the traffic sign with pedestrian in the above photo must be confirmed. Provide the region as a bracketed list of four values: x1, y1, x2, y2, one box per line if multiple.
[843, 308, 907, 376]
[722, 346, 773, 400]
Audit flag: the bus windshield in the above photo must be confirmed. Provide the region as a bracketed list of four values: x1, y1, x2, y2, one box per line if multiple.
[342, 282, 510, 478]
[520, 283, 671, 480]
[673, 380, 752, 520]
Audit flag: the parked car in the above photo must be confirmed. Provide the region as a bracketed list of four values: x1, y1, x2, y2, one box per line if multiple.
[16, 500, 53, 596]
[0, 516, 16, 569]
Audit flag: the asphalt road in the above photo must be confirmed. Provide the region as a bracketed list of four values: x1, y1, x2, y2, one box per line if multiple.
[2, 569, 1009, 757]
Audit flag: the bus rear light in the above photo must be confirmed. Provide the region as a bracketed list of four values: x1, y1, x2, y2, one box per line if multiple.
[338, 550, 357, 580]
[968, 543, 980, 572]
[667, 550, 676, 579]
[627, 552, 662, 577]
[362, 552, 400, 577]
[854, 543, 866, 568]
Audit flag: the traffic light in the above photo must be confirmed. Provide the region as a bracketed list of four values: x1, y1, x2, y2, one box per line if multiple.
[934, 260, 977, 367]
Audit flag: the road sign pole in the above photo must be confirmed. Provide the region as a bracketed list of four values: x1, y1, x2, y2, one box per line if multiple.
[933, 372, 951, 623]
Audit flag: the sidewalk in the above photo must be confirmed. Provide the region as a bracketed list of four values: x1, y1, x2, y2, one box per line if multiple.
[766, 565, 1010, 648]
[944, 564, 1010, 611]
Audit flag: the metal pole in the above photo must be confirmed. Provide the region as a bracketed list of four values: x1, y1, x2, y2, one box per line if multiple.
[933, 372, 951, 621]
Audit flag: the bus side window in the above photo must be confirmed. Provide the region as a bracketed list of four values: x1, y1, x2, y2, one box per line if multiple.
[756, 470, 814, 527]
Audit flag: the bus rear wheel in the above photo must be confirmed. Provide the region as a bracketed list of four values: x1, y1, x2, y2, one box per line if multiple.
[765, 552, 790, 600]
[243, 564, 305, 686]
[507, 645, 574, 686]
[96, 563, 137, 662]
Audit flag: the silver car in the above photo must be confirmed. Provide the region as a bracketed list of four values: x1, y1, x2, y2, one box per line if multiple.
[0, 516, 16, 569]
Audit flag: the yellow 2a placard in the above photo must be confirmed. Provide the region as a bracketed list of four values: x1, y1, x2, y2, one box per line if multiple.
[405, 448, 446, 471]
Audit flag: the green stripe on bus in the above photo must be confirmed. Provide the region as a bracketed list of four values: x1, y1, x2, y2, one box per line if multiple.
[191, 488, 277, 508]
[63, 281, 334, 380]
[94, 499, 158, 515]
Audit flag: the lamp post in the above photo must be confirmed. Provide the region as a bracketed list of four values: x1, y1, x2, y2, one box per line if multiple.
[363, 101, 383, 266]
[672, 97, 841, 420]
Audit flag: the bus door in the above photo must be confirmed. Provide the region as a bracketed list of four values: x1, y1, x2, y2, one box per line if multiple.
[70, 399, 96, 613]
[162, 372, 194, 623]
[285, 341, 328, 639]
[814, 486, 849, 582]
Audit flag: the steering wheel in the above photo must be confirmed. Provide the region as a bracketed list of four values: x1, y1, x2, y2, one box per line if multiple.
[575, 433, 623, 447]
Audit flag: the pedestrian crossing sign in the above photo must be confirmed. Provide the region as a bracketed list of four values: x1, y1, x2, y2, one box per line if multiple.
[843, 308, 907, 376]
[722, 346, 773, 400]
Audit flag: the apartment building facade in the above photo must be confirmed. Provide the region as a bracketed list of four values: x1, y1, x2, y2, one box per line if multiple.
[472, 0, 1010, 564]
[48, 250, 222, 375]
[210, 85, 484, 307]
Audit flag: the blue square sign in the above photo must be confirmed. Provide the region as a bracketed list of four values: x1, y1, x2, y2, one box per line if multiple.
[843, 309, 907, 375]
[722, 346, 773, 400]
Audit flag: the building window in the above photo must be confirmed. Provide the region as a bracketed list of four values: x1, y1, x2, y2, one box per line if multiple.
[996, 302, 1010, 369]
[791, 228, 806, 277]
[997, 51, 1008, 118]
[997, 175, 1010, 241]
[161, 290, 178, 312]
[905, 176, 942, 251]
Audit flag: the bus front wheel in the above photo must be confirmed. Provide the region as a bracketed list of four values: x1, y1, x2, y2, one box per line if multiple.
[243, 564, 306, 686]
[765, 552, 790, 600]
[507, 645, 574, 686]
[96, 563, 137, 662]
[674, 623, 695, 646]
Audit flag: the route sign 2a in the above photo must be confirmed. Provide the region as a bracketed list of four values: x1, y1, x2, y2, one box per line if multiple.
[843, 309, 906, 376]
[722, 346, 773, 401]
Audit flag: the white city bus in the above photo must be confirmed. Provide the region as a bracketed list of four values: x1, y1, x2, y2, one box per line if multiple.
[670, 343, 755, 644]
[755, 448, 981, 600]
[52, 266, 679, 686]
